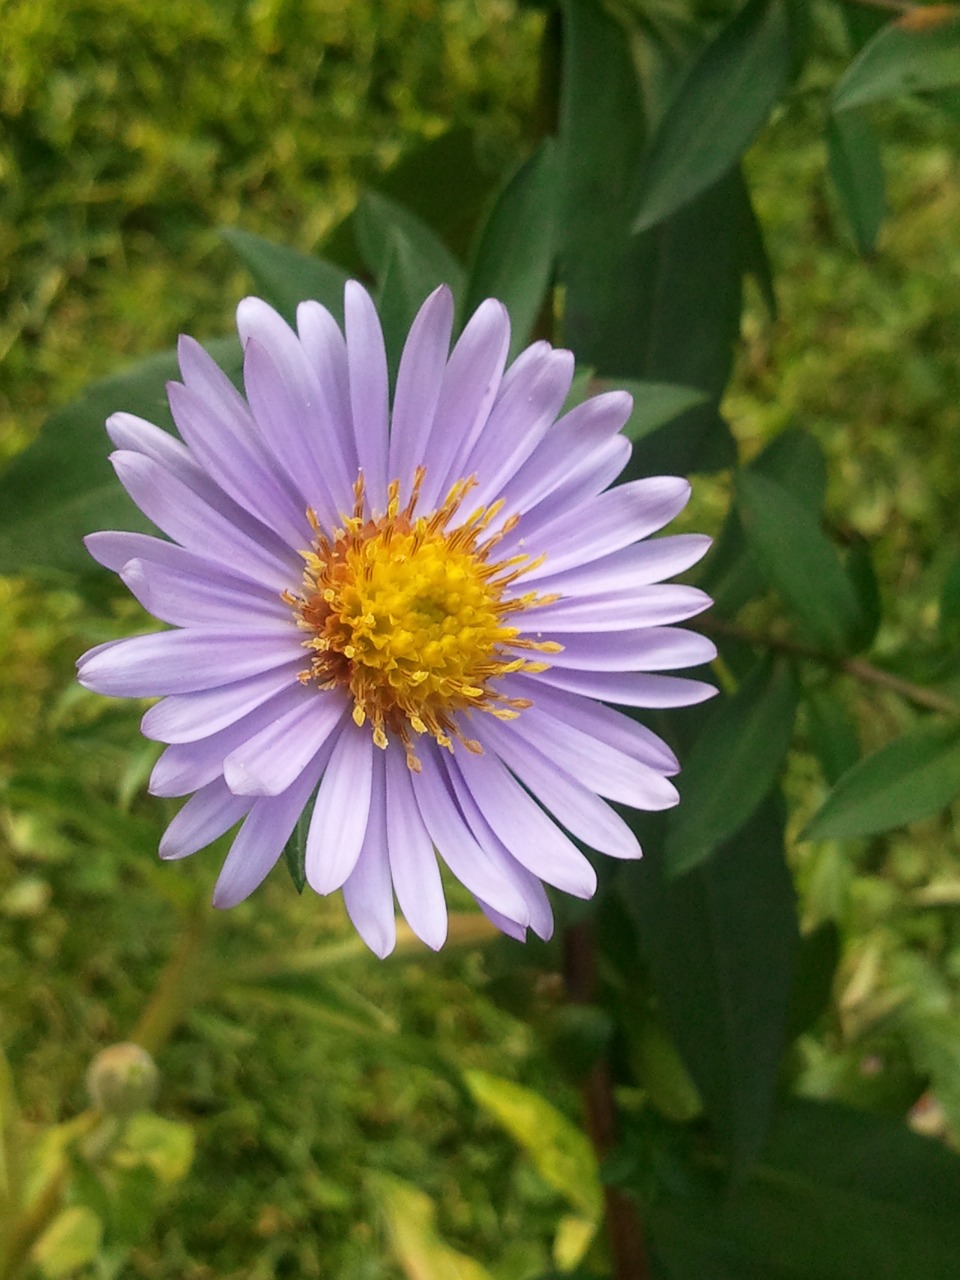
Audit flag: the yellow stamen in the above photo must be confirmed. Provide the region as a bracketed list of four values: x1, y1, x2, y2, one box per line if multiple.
[283, 469, 561, 767]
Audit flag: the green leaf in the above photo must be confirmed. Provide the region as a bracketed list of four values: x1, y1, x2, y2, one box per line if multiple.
[832, 11, 960, 112]
[664, 660, 798, 876]
[559, 1, 739, 474]
[355, 191, 465, 301]
[940, 551, 960, 644]
[786, 920, 841, 1039]
[648, 1098, 960, 1279]
[827, 111, 886, 255]
[625, 794, 799, 1181]
[0, 338, 240, 574]
[804, 686, 860, 786]
[31, 1206, 103, 1279]
[736, 469, 865, 654]
[464, 140, 559, 356]
[752, 427, 828, 512]
[369, 1174, 496, 1280]
[281, 791, 313, 894]
[463, 1070, 602, 1222]
[376, 233, 449, 383]
[632, 0, 795, 233]
[221, 228, 349, 324]
[803, 722, 960, 841]
[322, 127, 493, 272]
[844, 534, 882, 651]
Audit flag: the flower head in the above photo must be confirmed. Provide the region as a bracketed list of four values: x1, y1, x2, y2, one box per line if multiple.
[77, 284, 715, 955]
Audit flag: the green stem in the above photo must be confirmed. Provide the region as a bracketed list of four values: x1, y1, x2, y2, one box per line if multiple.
[131, 906, 210, 1055]
[702, 616, 960, 717]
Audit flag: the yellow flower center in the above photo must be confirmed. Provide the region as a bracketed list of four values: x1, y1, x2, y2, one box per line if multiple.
[284, 468, 561, 769]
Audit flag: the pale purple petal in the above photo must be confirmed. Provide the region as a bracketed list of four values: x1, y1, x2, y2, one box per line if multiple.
[212, 753, 327, 908]
[542, 626, 717, 672]
[521, 584, 712, 633]
[342, 750, 396, 958]
[384, 746, 447, 950]
[412, 744, 530, 924]
[149, 682, 316, 796]
[416, 298, 510, 511]
[441, 759, 554, 941]
[503, 673, 678, 773]
[142, 663, 303, 744]
[159, 779, 252, 860]
[78, 628, 304, 698]
[343, 282, 390, 512]
[388, 286, 454, 501]
[449, 750, 596, 899]
[537, 667, 717, 708]
[498, 391, 632, 516]
[305, 721, 374, 894]
[167, 376, 310, 548]
[477, 718, 642, 860]
[476, 901, 527, 941]
[120, 558, 288, 629]
[109, 451, 298, 590]
[500, 702, 679, 810]
[518, 477, 692, 581]
[531, 534, 712, 596]
[465, 345, 575, 509]
[223, 690, 349, 797]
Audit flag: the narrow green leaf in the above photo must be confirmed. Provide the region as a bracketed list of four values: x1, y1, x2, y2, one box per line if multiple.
[625, 794, 799, 1181]
[354, 191, 465, 301]
[803, 722, 960, 841]
[376, 232, 449, 383]
[804, 686, 860, 786]
[833, 11, 960, 112]
[649, 1098, 960, 1279]
[464, 140, 559, 356]
[221, 228, 349, 324]
[665, 660, 798, 876]
[939, 551, 960, 644]
[632, 0, 795, 233]
[0, 338, 240, 574]
[613, 381, 708, 443]
[282, 786, 314, 894]
[736, 469, 864, 654]
[464, 1070, 602, 1221]
[827, 111, 886, 255]
[786, 920, 841, 1039]
[751, 427, 828, 512]
[844, 534, 882, 651]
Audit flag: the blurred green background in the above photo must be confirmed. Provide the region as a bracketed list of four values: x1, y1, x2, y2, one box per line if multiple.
[1, 0, 960, 1277]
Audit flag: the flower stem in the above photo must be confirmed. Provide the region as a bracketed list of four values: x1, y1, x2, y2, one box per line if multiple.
[563, 922, 651, 1280]
[701, 616, 960, 717]
[131, 906, 210, 1055]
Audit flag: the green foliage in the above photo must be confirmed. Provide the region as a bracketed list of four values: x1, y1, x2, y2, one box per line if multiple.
[3, 0, 960, 1277]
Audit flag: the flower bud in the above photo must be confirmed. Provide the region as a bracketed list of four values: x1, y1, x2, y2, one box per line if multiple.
[86, 1042, 158, 1117]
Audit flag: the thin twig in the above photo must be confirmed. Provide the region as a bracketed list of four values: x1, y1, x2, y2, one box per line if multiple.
[701, 616, 960, 717]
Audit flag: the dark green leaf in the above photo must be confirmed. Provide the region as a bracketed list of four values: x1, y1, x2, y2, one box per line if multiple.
[940, 551, 960, 644]
[786, 920, 841, 1039]
[664, 660, 798, 876]
[827, 111, 886, 255]
[833, 11, 960, 112]
[464, 140, 559, 356]
[0, 338, 240, 574]
[322, 127, 493, 272]
[355, 191, 465, 301]
[220, 228, 349, 324]
[844, 534, 882, 650]
[804, 686, 860, 786]
[739, 175, 778, 318]
[803, 722, 960, 841]
[649, 1098, 960, 1280]
[751, 427, 828, 512]
[376, 233, 450, 383]
[736, 469, 865, 654]
[282, 790, 313, 894]
[613, 381, 708, 443]
[632, 0, 795, 233]
[625, 794, 799, 1181]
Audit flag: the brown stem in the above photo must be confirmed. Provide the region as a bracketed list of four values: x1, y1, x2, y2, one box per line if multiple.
[563, 923, 651, 1280]
[701, 616, 960, 717]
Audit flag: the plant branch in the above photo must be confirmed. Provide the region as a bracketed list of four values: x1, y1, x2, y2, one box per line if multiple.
[563, 923, 651, 1280]
[701, 616, 960, 717]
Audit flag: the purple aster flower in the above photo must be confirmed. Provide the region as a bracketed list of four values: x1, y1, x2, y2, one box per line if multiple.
[77, 284, 716, 956]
